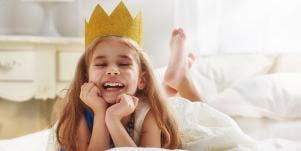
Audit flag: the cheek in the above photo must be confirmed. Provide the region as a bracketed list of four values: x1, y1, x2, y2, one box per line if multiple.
[88, 69, 103, 82]
[125, 72, 140, 90]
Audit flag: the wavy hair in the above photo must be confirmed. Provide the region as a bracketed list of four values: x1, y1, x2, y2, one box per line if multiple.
[56, 36, 183, 151]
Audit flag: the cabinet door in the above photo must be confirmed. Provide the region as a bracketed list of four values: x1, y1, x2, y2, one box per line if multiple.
[0, 50, 36, 101]
[0, 51, 35, 81]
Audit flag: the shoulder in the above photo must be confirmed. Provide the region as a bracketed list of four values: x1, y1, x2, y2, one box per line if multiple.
[141, 110, 160, 133]
[139, 110, 161, 147]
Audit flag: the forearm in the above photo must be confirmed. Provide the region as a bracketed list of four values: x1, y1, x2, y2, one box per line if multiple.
[87, 112, 110, 151]
[105, 116, 137, 147]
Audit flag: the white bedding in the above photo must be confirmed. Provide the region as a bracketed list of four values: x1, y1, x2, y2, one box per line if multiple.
[234, 117, 301, 141]
[209, 73, 301, 119]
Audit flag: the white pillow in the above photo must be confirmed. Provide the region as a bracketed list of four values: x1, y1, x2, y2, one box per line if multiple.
[269, 53, 301, 73]
[208, 73, 301, 119]
[191, 54, 274, 95]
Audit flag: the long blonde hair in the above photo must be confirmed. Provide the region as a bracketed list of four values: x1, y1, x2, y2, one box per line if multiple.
[56, 36, 183, 150]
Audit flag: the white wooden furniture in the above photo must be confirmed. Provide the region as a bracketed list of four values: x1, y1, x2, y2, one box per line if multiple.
[0, 35, 83, 101]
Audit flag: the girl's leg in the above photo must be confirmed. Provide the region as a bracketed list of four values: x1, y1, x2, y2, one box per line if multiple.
[163, 28, 202, 101]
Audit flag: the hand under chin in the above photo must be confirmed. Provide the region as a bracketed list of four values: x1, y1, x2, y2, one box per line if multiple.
[103, 97, 117, 105]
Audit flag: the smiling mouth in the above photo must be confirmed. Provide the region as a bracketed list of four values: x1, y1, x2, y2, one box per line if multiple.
[102, 82, 125, 91]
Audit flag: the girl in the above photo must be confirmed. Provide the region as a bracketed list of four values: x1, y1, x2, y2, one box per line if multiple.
[55, 35, 183, 150]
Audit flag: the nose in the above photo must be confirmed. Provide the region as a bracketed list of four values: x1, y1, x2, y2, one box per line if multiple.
[105, 65, 120, 75]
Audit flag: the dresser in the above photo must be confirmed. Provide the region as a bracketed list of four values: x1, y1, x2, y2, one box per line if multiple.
[0, 35, 84, 102]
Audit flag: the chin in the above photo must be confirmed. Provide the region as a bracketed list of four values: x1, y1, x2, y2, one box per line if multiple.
[103, 96, 118, 104]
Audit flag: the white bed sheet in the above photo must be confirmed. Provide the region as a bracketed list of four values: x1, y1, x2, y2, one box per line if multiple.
[233, 117, 301, 142]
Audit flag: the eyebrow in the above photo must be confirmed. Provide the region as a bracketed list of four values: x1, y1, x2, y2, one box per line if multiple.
[93, 56, 106, 60]
[118, 55, 132, 60]
[93, 55, 133, 61]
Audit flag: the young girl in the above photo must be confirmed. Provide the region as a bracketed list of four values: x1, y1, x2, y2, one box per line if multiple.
[54, 2, 256, 151]
[53, 1, 187, 150]
[56, 34, 184, 150]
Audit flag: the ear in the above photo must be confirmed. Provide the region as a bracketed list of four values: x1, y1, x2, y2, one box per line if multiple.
[138, 71, 147, 90]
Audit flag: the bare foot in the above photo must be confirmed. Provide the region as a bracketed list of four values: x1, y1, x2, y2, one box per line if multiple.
[164, 28, 193, 90]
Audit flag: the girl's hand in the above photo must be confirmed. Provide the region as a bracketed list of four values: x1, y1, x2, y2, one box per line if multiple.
[80, 82, 108, 114]
[106, 94, 139, 121]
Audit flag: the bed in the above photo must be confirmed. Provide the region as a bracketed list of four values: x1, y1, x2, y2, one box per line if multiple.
[0, 53, 300, 151]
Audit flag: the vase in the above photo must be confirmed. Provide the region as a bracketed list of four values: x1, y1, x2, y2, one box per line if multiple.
[54, 1, 82, 37]
[0, 0, 14, 34]
[12, 1, 44, 35]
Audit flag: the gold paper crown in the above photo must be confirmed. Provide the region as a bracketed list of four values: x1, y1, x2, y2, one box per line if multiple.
[85, 1, 143, 48]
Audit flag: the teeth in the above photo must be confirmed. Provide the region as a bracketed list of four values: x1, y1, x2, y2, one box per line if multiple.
[104, 82, 124, 87]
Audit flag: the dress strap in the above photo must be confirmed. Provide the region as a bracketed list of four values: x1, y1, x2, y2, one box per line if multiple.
[134, 101, 151, 144]
[83, 110, 94, 133]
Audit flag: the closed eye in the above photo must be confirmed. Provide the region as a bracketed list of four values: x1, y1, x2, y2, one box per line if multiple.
[119, 63, 131, 67]
[94, 63, 107, 67]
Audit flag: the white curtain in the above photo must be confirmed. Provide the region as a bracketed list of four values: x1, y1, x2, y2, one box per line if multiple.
[174, 0, 301, 54]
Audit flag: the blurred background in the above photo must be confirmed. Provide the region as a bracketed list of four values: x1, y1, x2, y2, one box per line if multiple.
[0, 0, 301, 139]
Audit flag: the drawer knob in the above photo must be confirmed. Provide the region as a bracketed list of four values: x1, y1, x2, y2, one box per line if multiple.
[0, 60, 18, 71]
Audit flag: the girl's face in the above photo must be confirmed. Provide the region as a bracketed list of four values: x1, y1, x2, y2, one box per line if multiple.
[88, 39, 145, 104]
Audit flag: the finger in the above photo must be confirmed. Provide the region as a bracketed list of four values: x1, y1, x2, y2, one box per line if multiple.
[81, 83, 88, 95]
[80, 83, 89, 99]
[83, 83, 95, 98]
[116, 94, 123, 103]
[132, 96, 139, 108]
[89, 84, 99, 94]
[96, 89, 102, 97]
[124, 95, 135, 108]
[121, 94, 129, 105]
[172, 28, 178, 36]
[86, 82, 95, 93]
[178, 28, 183, 33]
[117, 93, 128, 103]
[128, 96, 138, 109]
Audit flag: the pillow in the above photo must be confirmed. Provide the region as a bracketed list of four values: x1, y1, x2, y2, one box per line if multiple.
[208, 73, 301, 119]
[191, 54, 274, 95]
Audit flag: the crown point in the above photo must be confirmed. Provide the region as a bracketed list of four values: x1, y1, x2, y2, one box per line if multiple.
[111, 1, 132, 19]
[88, 4, 109, 23]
